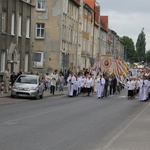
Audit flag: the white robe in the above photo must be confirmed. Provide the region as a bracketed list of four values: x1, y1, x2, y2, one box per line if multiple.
[67, 75, 76, 96]
[94, 79, 98, 92]
[74, 80, 79, 95]
[77, 76, 82, 93]
[139, 79, 148, 101]
[97, 77, 105, 98]
[85, 78, 93, 88]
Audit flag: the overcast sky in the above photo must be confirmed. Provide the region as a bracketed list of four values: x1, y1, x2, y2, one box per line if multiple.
[97, 0, 150, 50]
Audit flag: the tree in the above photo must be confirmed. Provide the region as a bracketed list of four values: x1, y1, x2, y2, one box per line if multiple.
[145, 50, 150, 65]
[136, 28, 146, 61]
[121, 36, 136, 63]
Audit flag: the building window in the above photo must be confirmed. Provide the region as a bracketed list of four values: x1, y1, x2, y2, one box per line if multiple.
[37, 0, 46, 10]
[36, 23, 45, 38]
[26, 17, 30, 38]
[11, 13, 15, 35]
[0, 52, 6, 72]
[18, 15, 22, 36]
[33, 52, 44, 67]
[2, 11, 7, 32]
[24, 54, 29, 72]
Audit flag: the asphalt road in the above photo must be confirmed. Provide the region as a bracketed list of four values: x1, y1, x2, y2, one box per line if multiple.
[0, 90, 148, 150]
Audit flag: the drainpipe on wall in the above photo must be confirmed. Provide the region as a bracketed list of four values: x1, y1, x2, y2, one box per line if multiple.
[29, 1, 35, 72]
[75, 7, 80, 73]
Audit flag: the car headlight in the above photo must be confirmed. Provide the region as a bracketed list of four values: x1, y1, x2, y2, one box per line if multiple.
[30, 87, 37, 90]
[12, 85, 18, 90]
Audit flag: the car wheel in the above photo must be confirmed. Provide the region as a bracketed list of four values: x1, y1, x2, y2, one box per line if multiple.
[40, 91, 44, 99]
[35, 91, 39, 100]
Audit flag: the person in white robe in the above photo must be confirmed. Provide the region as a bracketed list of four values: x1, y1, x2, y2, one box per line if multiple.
[145, 77, 149, 100]
[147, 77, 150, 99]
[73, 75, 78, 96]
[77, 74, 82, 94]
[139, 76, 149, 101]
[3, 68, 10, 93]
[50, 73, 58, 95]
[94, 76, 98, 93]
[97, 74, 105, 99]
[45, 72, 51, 91]
[127, 78, 134, 99]
[131, 77, 136, 98]
[67, 72, 76, 97]
[135, 78, 140, 94]
[81, 75, 86, 95]
[85, 75, 93, 96]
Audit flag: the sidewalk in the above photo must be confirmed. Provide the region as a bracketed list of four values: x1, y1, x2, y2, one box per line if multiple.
[103, 101, 150, 150]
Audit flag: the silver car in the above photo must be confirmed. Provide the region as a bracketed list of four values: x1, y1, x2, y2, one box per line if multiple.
[11, 74, 44, 99]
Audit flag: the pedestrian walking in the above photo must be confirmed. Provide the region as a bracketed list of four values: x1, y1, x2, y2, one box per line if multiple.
[10, 72, 17, 86]
[67, 72, 76, 97]
[58, 73, 65, 91]
[97, 74, 105, 99]
[104, 74, 109, 97]
[85, 74, 93, 96]
[54, 70, 59, 91]
[73, 75, 78, 96]
[45, 72, 51, 91]
[3, 68, 10, 93]
[94, 76, 98, 93]
[127, 78, 134, 99]
[139, 76, 149, 101]
[81, 75, 86, 96]
[50, 73, 58, 95]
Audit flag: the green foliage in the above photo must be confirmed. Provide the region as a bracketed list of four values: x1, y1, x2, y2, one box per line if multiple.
[145, 50, 150, 65]
[121, 36, 136, 63]
[136, 28, 146, 61]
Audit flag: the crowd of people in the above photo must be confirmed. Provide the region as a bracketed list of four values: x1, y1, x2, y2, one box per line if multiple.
[1, 67, 150, 102]
[126, 68, 150, 102]
[65, 67, 150, 102]
[65, 68, 124, 98]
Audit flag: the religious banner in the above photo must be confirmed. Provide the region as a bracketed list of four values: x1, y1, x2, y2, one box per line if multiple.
[100, 55, 114, 74]
[116, 60, 122, 75]
[114, 60, 129, 77]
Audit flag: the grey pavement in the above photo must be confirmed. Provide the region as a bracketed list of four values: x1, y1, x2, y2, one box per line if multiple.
[102, 100, 150, 150]
[0, 88, 150, 150]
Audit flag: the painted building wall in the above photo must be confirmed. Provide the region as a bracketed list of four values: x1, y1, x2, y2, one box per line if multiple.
[33, 0, 81, 73]
[33, 0, 63, 73]
[62, 0, 81, 72]
[0, 0, 33, 73]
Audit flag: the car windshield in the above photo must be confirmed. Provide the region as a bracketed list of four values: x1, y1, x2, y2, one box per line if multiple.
[16, 76, 38, 84]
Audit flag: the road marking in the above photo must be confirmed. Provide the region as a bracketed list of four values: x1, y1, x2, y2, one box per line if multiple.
[2, 122, 17, 125]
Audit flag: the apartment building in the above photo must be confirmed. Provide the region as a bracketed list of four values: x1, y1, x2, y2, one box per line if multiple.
[93, 3, 100, 62]
[81, 2, 94, 69]
[33, 0, 81, 73]
[0, 0, 34, 73]
[100, 16, 108, 55]
[81, 0, 101, 69]
[108, 29, 124, 60]
[62, 0, 81, 72]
